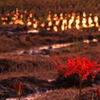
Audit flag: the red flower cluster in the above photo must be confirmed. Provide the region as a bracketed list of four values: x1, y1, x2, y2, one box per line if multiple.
[52, 56, 100, 80]
[14, 81, 24, 96]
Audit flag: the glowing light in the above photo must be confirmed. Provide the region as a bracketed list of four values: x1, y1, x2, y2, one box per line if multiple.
[61, 25, 65, 31]
[53, 14, 58, 21]
[76, 17, 80, 25]
[75, 16, 80, 29]
[28, 29, 39, 33]
[33, 23, 38, 28]
[92, 39, 98, 42]
[20, 14, 23, 19]
[60, 13, 63, 20]
[53, 26, 58, 32]
[29, 13, 33, 18]
[40, 22, 45, 27]
[26, 19, 32, 26]
[2, 22, 6, 25]
[82, 17, 87, 28]
[75, 24, 80, 29]
[68, 14, 71, 18]
[88, 17, 94, 27]
[0, 9, 100, 32]
[68, 18, 74, 29]
[14, 19, 24, 25]
[55, 20, 60, 26]
[48, 21, 52, 26]
[47, 13, 51, 21]
[94, 15, 99, 27]
[83, 12, 86, 17]
[47, 27, 51, 31]
[82, 39, 90, 43]
[62, 19, 67, 25]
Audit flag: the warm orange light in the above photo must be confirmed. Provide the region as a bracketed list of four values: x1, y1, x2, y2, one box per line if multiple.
[68, 18, 74, 29]
[2, 22, 6, 25]
[75, 16, 80, 25]
[33, 18, 37, 22]
[47, 27, 51, 31]
[0, 10, 100, 32]
[94, 15, 99, 27]
[75, 15, 81, 29]
[14, 19, 24, 25]
[60, 13, 63, 20]
[75, 24, 80, 29]
[62, 19, 67, 25]
[26, 19, 32, 26]
[20, 14, 23, 19]
[82, 39, 90, 43]
[24, 10, 27, 14]
[47, 13, 51, 21]
[88, 17, 94, 27]
[48, 21, 52, 26]
[83, 12, 86, 17]
[82, 17, 87, 28]
[55, 20, 60, 26]
[28, 29, 39, 33]
[9, 21, 14, 25]
[68, 14, 71, 18]
[53, 14, 58, 21]
[92, 39, 98, 42]
[33, 23, 38, 28]
[72, 12, 76, 17]
[61, 25, 65, 31]
[53, 26, 58, 32]
[1, 17, 5, 20]
[40, 22, 45, 27]
[29, 13, 33, 18]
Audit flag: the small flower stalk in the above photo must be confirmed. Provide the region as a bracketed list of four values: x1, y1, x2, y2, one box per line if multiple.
[97, 87, 100, 100]
[14, 81, 24, 100]
[51, 56, 100, 100]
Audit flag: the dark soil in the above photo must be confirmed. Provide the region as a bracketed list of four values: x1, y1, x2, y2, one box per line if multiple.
[0, 25, 100, 100]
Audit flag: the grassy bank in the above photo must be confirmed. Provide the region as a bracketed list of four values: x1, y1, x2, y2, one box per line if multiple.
[0, 0, 100, 17]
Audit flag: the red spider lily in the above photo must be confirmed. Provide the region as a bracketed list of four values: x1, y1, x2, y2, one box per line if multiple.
[51, 56, 100, 80]
[14, 81, 24, 96]
[97, 87, 100, 99]
[51, 56, 100, 100]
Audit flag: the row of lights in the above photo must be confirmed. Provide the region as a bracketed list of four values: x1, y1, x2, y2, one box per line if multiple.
[0, 8, 100, 32]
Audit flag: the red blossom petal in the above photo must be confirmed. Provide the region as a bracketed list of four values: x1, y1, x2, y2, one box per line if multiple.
[51, 56, 100, 80]
[14, 81, 23, 92]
